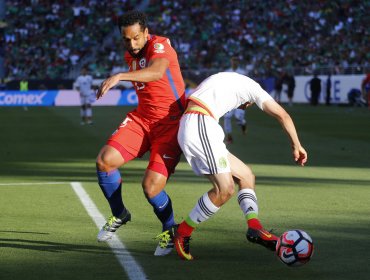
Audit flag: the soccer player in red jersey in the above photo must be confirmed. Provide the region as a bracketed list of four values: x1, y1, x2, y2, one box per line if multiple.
[361, 73, 370, 107]
[95, 10, 186, 256]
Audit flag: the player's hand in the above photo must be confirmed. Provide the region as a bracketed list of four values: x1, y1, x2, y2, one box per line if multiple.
[96, 74, 121, 99]
[293, 146, 307, 166]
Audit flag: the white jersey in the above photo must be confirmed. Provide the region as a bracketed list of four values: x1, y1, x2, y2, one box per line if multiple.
[188, 72, 273, 121]
[75, 74, 93, 96]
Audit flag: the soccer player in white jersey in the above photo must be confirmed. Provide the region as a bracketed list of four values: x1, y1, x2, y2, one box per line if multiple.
[223, 57, 247, 143]
[174, 72, 307, 260]
[75, 67, 94, 125]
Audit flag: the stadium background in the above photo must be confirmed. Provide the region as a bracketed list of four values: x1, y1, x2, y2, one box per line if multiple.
[1, 1, 370, 280]
[0, 0, 369, 94]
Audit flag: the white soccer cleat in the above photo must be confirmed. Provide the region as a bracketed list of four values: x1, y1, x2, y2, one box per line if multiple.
[97, 211, 131, 242]
[153, 226, 177, 256]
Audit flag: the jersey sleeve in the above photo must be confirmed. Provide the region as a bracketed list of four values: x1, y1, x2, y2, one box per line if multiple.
[251, 82, 274, 110]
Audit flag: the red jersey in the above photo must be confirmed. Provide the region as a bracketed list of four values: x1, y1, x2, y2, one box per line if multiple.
[124, 34, 186, 124]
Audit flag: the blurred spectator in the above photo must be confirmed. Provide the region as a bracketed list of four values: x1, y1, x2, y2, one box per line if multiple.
[284, 73, 295, 106]
[309, 73, 321, 106]
[273, 70, 284, 103]
[326, 74, 332, 106]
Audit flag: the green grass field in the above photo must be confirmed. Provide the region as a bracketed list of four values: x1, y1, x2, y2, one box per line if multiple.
[1, 105, 369, 280]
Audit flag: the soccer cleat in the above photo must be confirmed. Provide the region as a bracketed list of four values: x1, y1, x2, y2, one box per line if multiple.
[97, 211, 131, 242]
[246, 228, 278, 251]
[240, 124, 247, 135]
[153, 226, 177, 256]
[174, 232, 193, 260]
[225, 134, 233, 144]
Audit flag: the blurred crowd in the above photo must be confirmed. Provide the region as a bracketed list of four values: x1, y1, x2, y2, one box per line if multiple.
[146, 0, 369, 78]
[4, 0, 370, 80]
[4, 0, 133, 80]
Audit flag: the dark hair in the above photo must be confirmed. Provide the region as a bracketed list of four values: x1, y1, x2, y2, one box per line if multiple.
[118, 10, 148, 31]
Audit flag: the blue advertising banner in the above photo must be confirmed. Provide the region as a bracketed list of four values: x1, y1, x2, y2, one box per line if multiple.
[118, 89, 138, 105]
[0, 75, 365, 106]
[0, 90, 58, 106]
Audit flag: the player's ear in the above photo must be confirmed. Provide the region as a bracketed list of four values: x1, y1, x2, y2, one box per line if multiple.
[143, 27, 149, 36]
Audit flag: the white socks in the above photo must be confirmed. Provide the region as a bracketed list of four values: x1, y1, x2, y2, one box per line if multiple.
[238, 188, 259, 217]
[188, 193, 220, 225]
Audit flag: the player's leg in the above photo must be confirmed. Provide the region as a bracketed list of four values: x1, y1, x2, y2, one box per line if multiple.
[228, 153, 278, 251]
[223, 111, 233, 144]
[175, 114, 232, 260]
[142, 169, 177, 256]
[86, 103, 93, 125]
[95, 145, 132, 242]
[145, 123, 182, 256]
[274, 89, 281, 103]
[80, 97, 87, 125]
[175, 172, 234, 260]
[288, 89, 294, 106]
[234, 109, 247, 134]
[96, 113, 147, 242]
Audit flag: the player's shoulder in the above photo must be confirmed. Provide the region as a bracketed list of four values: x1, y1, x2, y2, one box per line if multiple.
[149, 34, 170, 44]
[148, 34, 173, 51]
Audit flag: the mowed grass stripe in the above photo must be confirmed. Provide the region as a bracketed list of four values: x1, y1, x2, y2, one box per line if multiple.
[0, 182, 127, 280]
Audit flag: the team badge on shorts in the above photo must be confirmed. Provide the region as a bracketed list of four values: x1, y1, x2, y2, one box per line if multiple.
[218, 157, 228, 169]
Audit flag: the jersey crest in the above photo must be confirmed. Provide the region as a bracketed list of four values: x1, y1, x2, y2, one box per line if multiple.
[139, 58, 146, 68]
[154, 43, 165, 53]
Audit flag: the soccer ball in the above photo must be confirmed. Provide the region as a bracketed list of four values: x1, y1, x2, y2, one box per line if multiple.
[276, 229, 314, 267]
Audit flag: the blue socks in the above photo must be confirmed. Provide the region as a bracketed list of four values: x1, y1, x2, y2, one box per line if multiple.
[97, 169, 175, 231]
[97, 169, 125, 217]
[148, 191, 176, 231]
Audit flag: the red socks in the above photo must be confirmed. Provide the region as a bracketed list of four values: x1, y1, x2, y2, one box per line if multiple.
[247, 218, 263, 230]
[177, 221, 195, 237]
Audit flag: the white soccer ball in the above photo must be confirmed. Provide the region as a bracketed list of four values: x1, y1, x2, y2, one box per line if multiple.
[276, 229, 314, 267]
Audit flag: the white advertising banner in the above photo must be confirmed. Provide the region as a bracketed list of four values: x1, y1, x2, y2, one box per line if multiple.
[55, 90, 122, 106]
[278, 74, 365, 104]
[0, 75, 366, 106]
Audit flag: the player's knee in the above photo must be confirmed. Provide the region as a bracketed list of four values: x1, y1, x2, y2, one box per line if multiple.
[239, 166, 255, 189]
[96, 152, 116, 172]
[142, 177, 165, 199]
[219, 183, 235, 203]
[96, 156, 109, 172]
[142, 182, 164, 199]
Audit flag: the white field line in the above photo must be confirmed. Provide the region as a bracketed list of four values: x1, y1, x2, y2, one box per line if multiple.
[70, 182, 148, 280]
[0, 182, 68, 186]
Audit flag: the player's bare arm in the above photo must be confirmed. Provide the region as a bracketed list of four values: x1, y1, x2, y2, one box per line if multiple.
[96, 57, 169, 99]
[262, 99, 308, 166]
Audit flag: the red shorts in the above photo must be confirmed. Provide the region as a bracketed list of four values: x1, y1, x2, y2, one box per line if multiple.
[107, 110, 182, 177]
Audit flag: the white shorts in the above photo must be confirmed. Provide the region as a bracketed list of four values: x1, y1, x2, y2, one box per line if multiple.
[224, 109, 246, 124]
[80, 94, 95, 105]
[178, 113, 231, 176]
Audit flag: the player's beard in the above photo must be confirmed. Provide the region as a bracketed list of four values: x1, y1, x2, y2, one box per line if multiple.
[128, 39, 147, 58]
[128, 48, 141, 58]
